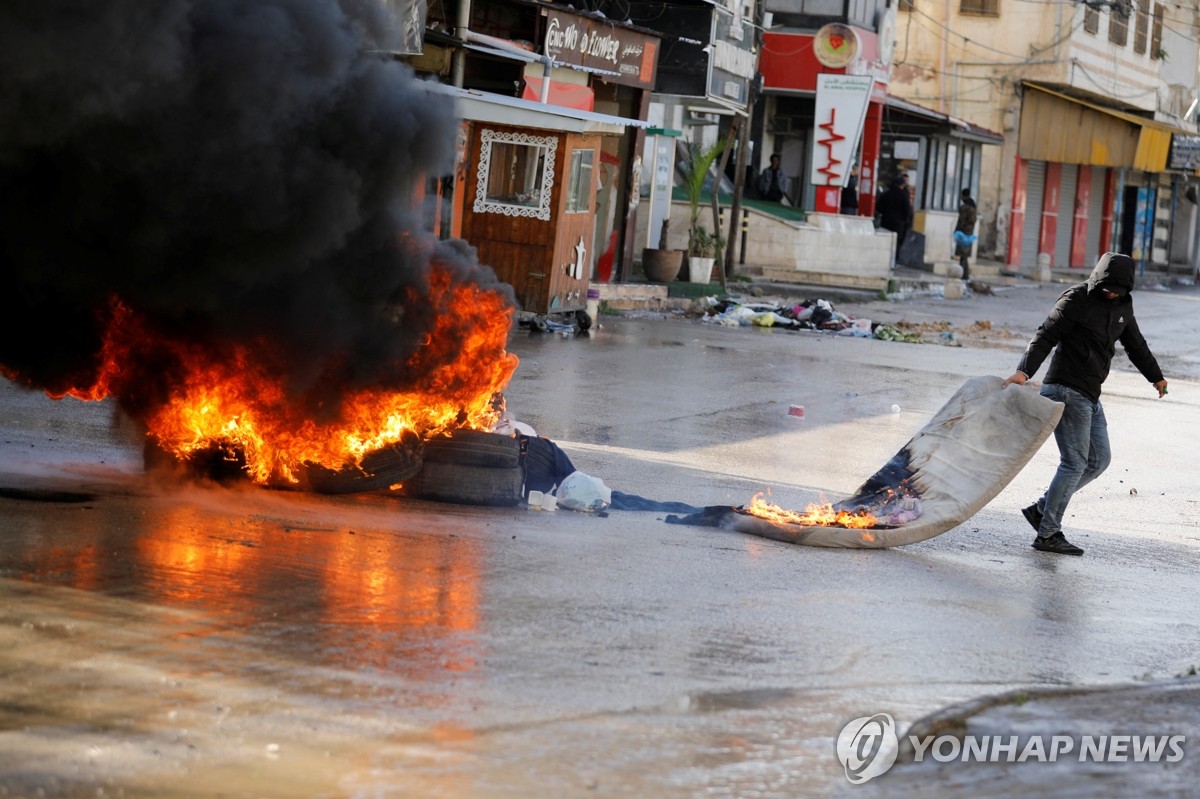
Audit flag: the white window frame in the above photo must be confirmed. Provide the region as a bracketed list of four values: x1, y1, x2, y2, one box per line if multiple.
[473, 128, 558, 221]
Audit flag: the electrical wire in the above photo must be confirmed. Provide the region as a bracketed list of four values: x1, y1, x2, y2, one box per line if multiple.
[1072, 60, 1160, 99]
[900, 2, 1087, 61]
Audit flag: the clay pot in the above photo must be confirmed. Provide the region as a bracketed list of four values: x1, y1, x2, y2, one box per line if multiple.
[641, 248, 684, 282]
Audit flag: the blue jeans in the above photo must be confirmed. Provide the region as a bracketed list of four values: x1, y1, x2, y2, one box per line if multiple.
[1034, 384, 1111, 537]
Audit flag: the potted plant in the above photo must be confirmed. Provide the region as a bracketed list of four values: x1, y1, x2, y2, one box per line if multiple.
[681, 139, 726, 282]
[641, 218, 684, 283]
[686, 224, 724, 284]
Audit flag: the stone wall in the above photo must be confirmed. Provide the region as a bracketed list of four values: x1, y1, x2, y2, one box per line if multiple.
[634, 201, 894, 291]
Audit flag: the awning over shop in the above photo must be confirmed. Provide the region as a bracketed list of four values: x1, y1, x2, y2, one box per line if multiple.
[425, 83, 651, 136]
[884, 95, 1004, 144]
[462, 42, 622, 79]
[1019, 82, 1199, 173]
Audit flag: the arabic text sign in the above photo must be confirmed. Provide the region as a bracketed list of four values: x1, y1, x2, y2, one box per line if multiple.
[810, 75, 874, 187]
[544, 9, 657, 89]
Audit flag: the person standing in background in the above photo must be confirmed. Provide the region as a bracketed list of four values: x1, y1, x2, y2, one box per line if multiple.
[877, 175, 913, 260]
[840, 163, 860, 215]
[954, 188, 978, 280]
[757, 154, 788, 203]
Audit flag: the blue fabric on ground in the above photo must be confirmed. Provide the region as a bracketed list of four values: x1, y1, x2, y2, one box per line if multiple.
[610, 491, 703, 514]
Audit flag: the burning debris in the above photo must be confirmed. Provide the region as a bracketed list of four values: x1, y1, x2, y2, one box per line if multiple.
[668, 376, 1064, 549]
[745, 493, 881, 529]
[745, 487, 923, 530]
[1, 1, 518, 485]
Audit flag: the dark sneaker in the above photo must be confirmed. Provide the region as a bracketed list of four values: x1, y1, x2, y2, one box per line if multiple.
[1032, 532, 1084, 556]
[1021, 504, 1043, 533]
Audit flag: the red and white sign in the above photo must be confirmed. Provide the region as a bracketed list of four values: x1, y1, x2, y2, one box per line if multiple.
[809, 74, 874, 188]
[812, 23, 859, 69]
[760, 27, 889, 98]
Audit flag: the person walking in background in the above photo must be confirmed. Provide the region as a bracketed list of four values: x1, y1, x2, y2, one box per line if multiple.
[1002, 252, 1168, 556]
[877, 175, 913, 261]
[954, 188, 978, 279]
[840, 162, 860, 215]
[757, 154, 788, 203]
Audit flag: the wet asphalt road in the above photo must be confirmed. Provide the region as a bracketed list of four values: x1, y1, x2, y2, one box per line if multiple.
[2, 280, 1199, 797]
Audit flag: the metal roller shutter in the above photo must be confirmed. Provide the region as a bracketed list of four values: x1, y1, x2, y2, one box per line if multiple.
[1021, 161, 1046, 269]
[1085, 167, 1105, 266]
[1054, 164, 1077, 268]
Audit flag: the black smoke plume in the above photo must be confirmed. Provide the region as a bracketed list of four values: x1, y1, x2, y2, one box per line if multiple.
[0, 0, 513, 417]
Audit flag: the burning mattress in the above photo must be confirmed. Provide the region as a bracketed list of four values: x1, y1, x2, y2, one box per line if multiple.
[669, 376, 1064, 548]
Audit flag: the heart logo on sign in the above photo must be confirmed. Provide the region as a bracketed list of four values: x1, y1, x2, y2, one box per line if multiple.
[829, 34, 844, 50]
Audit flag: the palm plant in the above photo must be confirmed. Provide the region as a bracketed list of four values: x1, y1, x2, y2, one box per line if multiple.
[681, 139, 726, 259]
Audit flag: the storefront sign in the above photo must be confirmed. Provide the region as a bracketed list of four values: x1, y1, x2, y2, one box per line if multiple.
[544, 9, 658, 89]
[1167, 133, 1200, 171]
[810, 74, 874, 188]
[813, 23, 860, 69]
[706, 11, 756, 110]
[876, 8, 896, 68]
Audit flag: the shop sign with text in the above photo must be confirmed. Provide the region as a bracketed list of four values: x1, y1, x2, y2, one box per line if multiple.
[543, 8, 658, 89]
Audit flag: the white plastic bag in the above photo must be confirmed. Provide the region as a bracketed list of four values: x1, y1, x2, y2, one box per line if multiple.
[492, 411, 537, 437]
[555, 471, 612, 513]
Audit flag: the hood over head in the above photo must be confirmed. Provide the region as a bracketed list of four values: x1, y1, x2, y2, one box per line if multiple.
[1086, 252, 1136, 296]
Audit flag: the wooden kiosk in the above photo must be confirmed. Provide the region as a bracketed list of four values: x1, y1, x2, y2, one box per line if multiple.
[437, 87, 648, 323]
[461, 123, 601, 318]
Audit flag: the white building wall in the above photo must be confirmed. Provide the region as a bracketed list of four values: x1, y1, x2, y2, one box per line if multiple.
[1159, 9, 1200, 124]
[1065, 7, 1160, 113]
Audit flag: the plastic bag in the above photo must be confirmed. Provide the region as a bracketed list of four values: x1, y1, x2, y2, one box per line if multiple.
[556, 471, 612, 513]
[492, 411, 537, 437]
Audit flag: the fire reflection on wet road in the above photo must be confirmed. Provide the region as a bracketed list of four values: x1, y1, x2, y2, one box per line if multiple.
[0, 482, 494, 797]
[7, 488, 486, 679]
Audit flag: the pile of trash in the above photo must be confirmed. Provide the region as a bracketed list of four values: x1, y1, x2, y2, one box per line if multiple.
[700, 298, 921, 343]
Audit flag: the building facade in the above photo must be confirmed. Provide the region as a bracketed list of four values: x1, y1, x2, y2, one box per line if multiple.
[887, 0, 1200, 274]
[411, 0, 662, 313]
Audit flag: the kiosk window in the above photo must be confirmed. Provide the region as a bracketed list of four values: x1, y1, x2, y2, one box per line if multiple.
[565, 149, 595, 213]
[474, 129, 558, 221]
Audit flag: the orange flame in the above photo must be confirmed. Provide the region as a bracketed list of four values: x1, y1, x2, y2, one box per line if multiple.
[745, 492, 878, 529]
[51, 264, 519, 485]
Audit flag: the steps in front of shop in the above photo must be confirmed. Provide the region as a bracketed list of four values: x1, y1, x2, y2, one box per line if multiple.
[589, 256, 1112, 314]
[592, 265, 953, 313]
[930, 259, 1004, 277]
[590, 280, 753, 314]
[591, 281, 689, 312]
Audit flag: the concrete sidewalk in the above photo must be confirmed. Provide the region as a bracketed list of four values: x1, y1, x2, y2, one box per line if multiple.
[594, 257, 1199, 314]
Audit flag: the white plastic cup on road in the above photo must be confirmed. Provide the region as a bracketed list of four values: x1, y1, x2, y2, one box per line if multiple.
[527, 490, 544, 508]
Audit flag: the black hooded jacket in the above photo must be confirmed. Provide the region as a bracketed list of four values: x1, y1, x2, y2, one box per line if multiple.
[1016, 253, 1163, 402]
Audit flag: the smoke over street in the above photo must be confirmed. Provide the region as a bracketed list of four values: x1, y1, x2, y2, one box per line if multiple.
[0, 0, 515, 426]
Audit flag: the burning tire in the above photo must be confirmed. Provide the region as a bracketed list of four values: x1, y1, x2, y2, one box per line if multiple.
[422, 429, 522, 469]
[304, 431, 424, 495]
[402, 459, 526, 507]
[143, 438, 252, 485]
[401, 429, 527, 506]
